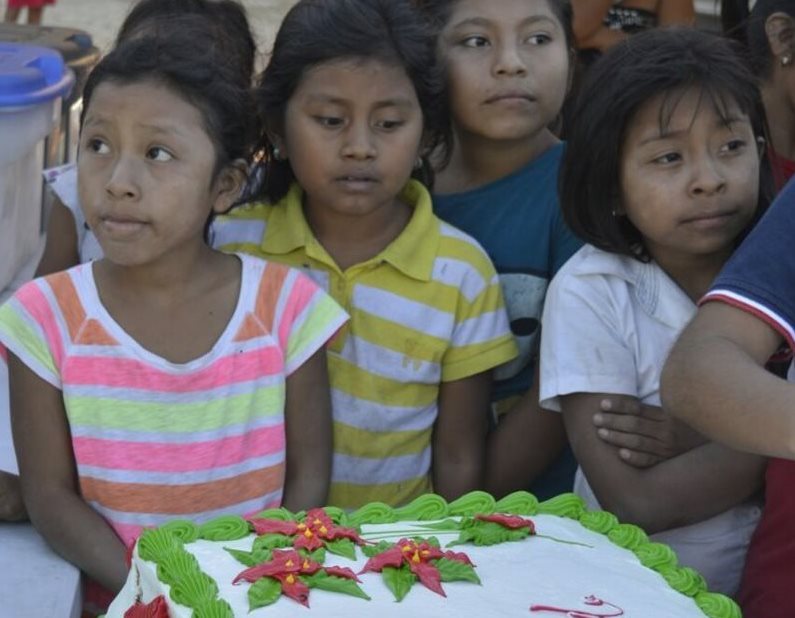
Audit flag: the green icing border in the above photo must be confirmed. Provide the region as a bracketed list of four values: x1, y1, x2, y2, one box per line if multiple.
[137, 491, 740, 618]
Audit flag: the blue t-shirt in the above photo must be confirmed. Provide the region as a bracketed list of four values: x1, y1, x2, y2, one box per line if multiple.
[433, 142, 582, 499]
[433, 142, 582, 402]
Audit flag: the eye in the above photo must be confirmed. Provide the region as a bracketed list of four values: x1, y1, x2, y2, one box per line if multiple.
[147, 146, 174, 162]
[375, 119, 404, 131]
[86, 137, 110, 155]
[652, 152, 681, 165]
[719, 139, 747, 154]
[461, 35, 490, 48]
[525, 33, 552, 45]
[314, 116, 344, 128]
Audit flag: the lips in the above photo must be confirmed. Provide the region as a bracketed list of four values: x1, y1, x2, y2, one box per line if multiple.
[334, 173, 379, 192]
[681, 209, 739, 230]
[98, 214, 149, 237]
[485, 91, 535, 104]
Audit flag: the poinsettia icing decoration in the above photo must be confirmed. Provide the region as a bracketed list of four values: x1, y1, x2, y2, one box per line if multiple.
[123, 594, 169, 618]
[360, 537, 480, 601]
[248, 508, 364, 557]
[233, 548, 370, 609]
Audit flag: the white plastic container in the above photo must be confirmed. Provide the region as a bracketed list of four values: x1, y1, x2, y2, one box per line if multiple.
[0, 43, 73, 291]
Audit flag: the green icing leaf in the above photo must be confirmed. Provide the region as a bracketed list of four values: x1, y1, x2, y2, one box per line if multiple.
[325, 537, 357, 560]
[607, 523, 649, 551]
[170, 571, 218, 608]
[494, 491, 539, 515]
[252, 507, 295, 521]
[449, 520, 530, 547]
[252, 533, 293, 553]
[192, 599, 234, 618]
[349, 502, 396, 526]
[198, 515, 249, 541]
[435, 557, 481, 584]
[658, 566, 707, 597]
[160, 519, 199, 543]
[382, 565, 417, 602]
[633, 542, 677, 570]
[362, 540, 394, 558]
[537, 493, 586, 519]
[695, 591, 742, 618]
[578, 510, 619, 534]
[305, 570, 371, 600]
[448, 491, 496, 516]
[306, 547, 327, 563]
[419, 518, 461, 531]
[224, 547, 260, 568]
[393, 494, 449, 521]
[138, 528, 182, 562]
[322, 506, 349, 526]
[425, 536, 441, 548]
[248, 576, 282, 610]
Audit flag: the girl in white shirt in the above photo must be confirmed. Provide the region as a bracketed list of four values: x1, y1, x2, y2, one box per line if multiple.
[539, 28, 772, 595]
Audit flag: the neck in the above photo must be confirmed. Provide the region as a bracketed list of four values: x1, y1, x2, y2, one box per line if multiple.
[651, 247, 734, 304]
[762, 80, 795, 160]
[304, 197, 412, 271]
[437, 128, 558, 194]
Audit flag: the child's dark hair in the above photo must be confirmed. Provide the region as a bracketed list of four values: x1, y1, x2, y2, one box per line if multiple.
[722, 0, 795, 78]
[416, 0, 575, 53]
[81, 31, 258, 180]
[115, 0, 257, 86]
[255, 0, 451, 204]
[560, 28, 773, 262]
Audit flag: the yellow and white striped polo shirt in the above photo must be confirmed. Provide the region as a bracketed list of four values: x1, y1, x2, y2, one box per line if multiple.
[213, 180, 517, 509]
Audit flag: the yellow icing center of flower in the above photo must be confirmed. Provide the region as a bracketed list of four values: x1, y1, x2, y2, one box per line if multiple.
[304, 529, 313, 538]
[402, 545, 413, 553]
[303, 560, 310, 569]
[286, 574, 296, 584]
[313, 519, 322, 526]
[319, 526, 328, 535]
[286, 560, 294, 567]
[411, 551, 421, 563]
[421, 550, 430, 557]
[297, 523, 307, 531]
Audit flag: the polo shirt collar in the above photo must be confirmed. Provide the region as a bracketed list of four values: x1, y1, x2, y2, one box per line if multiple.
[260, 180, 440, 281]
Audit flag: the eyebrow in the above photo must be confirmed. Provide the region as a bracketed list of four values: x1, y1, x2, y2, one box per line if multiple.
[636, 116, 747, 146]
[304, 94, 416, 109]
[450, 15, 557, 30]
[82, 115, 190, 139]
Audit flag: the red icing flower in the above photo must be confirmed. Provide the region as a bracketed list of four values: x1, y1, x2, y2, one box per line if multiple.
[124, 595, 169, 618]
[233, 548, 361, 607]
[360, 539, 475, 597]
[475, 513, 536, 533]
[248, 508, 364, 552]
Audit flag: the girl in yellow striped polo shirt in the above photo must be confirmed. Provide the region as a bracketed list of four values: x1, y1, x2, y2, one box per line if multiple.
[213, 0, 518, 509]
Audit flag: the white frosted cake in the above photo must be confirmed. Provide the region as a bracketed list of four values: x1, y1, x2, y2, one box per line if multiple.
[106, 491, 740, 618]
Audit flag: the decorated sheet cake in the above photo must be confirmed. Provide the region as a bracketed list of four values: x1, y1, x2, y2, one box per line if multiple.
[106, 491, 740, 617]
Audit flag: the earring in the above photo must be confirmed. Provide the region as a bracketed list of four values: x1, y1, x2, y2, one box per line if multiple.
[782, 54, 792, 66]
[272, 146, 282, 160]
[414, 156, 423, 170]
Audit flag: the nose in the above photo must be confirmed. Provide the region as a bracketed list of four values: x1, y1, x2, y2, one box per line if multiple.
[688, 154, 727, 197]
[340, 121, 376, 161]
[105, 154, 141, 200]
[493, 41, 527, 77]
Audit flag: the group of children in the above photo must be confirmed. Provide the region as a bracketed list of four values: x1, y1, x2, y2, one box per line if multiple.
[0, 0, 793, 616]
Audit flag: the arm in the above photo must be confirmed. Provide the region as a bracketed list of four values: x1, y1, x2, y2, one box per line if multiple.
[0, 471, 26, 521]
[281, 348, 332, 511]
[570, 0, 628, 51]
[657, 0, 696, 26]
[433, 370, 490, 500]
[485, 367, 567, 497]
[8, 353, 128, 591]
[35, 197, 80, 277]
[593, 397, 706, 467]
[562, 391, 765, 533]
[661, 302, 795, 458]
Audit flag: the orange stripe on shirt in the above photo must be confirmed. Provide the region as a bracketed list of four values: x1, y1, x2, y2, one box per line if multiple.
[46, 272, 86, 342]
[79, 464, 285, 514]
[255, 262, 290, 332]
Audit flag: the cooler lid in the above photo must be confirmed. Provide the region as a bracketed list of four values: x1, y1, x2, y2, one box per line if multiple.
[0, 43, 74, 107]
[0, 23, 99, 65]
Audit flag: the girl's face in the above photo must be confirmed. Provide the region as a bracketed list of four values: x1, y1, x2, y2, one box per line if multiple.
[439, 0, 570, 143]
[619, 87, 761, 265]
[278, 58, 424, 219]
[78, 79, 237, 267]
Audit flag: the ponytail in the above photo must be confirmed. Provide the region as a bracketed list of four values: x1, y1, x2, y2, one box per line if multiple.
[720, 0, 750, 45]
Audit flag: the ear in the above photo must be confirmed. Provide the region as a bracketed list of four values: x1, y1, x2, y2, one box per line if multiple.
[765, 12, 795, 62]
[211, 159, 249, 214]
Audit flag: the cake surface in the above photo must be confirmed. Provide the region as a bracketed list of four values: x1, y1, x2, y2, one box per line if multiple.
[106, 491, 740, 618]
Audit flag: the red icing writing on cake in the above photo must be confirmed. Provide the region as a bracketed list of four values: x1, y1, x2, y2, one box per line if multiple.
[530, 595, 624, 617]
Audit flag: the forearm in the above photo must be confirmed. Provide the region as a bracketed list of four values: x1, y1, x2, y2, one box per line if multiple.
[0, 471, 27, 521]
[589, 444, 765, 533]
[485, 405, 566, 498]
[662, 333, 795, 458]
[25, 485, 127, 591]
[282, 463, 329, 512]
[433, 455, 484, 501]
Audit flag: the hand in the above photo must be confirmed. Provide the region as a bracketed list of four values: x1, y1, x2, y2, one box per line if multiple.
[593, 397, 707, 468]
[0, 470, 26, 521]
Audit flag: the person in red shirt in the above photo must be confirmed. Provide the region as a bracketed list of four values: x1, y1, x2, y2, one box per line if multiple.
[4, 0, 55, 25]
[724, 1, 795, 191]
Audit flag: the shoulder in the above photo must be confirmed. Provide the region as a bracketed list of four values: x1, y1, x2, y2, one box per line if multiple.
[436, 220, 498, 280]
[211, 201, 274, 250]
